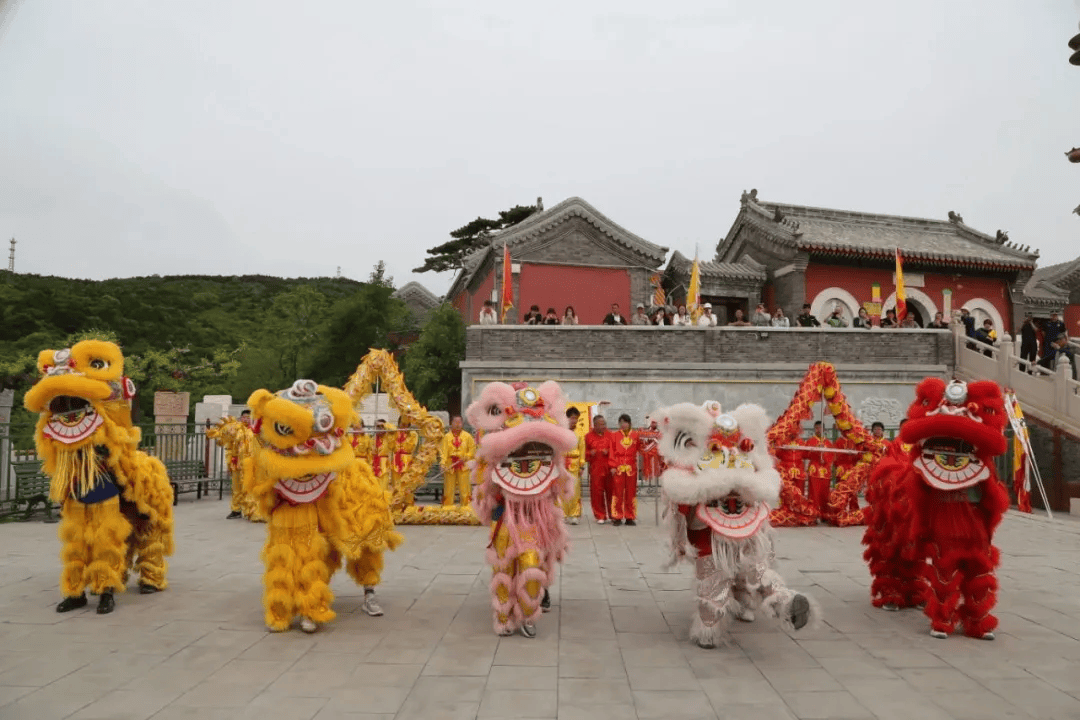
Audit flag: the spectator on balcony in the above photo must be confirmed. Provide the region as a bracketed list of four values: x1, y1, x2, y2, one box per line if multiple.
[523, 305, 543, 325]
[1020, 314, 1039, 373]
[478, 300, 498, 325]
[602, 303, 627, 326]
[958, 307, 976, 338]
[927, 311, 949, 329]
[974, 319, 996, 357]
[673, 305, 690, 325]
[562, 305, 579, 326]
[631, 304, 651, 326]
[771, 307, 790, 328]
[651, 307, 670, 325]
[825, 306, 849, 328]
[727, 308, 751, 327]
[543, 307, 560, 325]
[796, 303, 820, 328]
[852, 307, 871, 329]
[900, 315, 920, 329]
[752, 303, 771, 326]
[880, 309, 899, 328]
[698, 303, 719, 326]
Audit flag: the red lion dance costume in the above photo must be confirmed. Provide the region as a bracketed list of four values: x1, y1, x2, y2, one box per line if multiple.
[862, 378, 1009, 640]
[467, 381, 576, 639]
[653, 400, 819, 649]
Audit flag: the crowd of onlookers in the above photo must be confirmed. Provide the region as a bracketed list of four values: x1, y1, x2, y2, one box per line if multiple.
[478, 298, 956, 329]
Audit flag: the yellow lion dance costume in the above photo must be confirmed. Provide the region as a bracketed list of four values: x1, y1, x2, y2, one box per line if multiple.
[245, 379, 403, 633]
[23, 340, 175, 615]
[207, 416, 263, 521]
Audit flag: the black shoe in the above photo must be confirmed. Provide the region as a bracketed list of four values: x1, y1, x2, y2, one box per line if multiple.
[612, 519, 623, 526]
[226, 510, 242, 519]
[540, 590, 551, 612]
[139, 584, 160, 595]
[789, 594, 810, 630]
[56, 594, 88, 613]
[624, 519, 636, 526]
[96, 591, 115, 615]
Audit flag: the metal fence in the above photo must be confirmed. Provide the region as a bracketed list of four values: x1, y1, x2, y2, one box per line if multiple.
[0, 421, 231, 520]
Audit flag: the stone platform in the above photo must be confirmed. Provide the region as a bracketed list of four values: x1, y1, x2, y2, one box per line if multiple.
[1, 499, 1079, 720]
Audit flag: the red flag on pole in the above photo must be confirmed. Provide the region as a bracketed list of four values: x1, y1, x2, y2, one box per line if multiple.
[500, 242, 513, 323]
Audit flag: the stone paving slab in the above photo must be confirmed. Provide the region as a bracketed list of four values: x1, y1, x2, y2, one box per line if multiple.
[0, 499, 1078, 719]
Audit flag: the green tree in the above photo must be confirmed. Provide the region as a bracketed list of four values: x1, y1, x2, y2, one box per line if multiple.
[368, 260, 394, 288]
[413, 204, 537, 274]
[268, 285, 330, 383]
[304, 284, 412, 387]
[402, 304, 466, 411]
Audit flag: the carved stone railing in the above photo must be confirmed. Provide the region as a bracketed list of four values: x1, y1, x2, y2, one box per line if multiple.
[953, 327, 1080, 438]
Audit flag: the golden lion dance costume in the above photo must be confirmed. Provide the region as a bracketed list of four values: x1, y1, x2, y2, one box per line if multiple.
[653, 401, 819, 649]
[208, 416, 262, 521]
[23, 340, 175, 615]
[245, 380, 403, 633]
[466, 381, 577, 638]
[862, 378, 1009, 640]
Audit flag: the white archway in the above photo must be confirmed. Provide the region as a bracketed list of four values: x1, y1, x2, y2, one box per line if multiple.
[810, 287, 862, 322]
[962, 298, 1005, 337]
[883, 288, 939, 327]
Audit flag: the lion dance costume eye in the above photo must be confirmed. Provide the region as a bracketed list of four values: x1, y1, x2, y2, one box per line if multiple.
[861, 377, 1009, 640]
[652, 400, 820, 649]
[23, 340, 175, 615]
[245, 380, 403, 633]
[466, 381, 578, 638]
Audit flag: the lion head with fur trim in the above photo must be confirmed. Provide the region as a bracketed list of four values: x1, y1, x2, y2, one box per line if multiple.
[652, 401, 780, 540]
[246, 380, 357, 504]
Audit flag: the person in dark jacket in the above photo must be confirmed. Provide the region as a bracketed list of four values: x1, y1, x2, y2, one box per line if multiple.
[1020, 314, 1039, 373]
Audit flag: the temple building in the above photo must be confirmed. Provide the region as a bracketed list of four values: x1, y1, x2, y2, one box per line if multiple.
[1025, 255, 1080, 333]
[446, 197, 669, 325]
[668, 190, 1043, 333]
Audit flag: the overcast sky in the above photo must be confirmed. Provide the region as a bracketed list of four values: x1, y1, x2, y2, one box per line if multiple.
[2, 1, 1079, 296]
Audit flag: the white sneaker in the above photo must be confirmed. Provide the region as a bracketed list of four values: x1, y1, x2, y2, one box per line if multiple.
[520, 622, 537, 639]
[596, 518, 606, 525]
[735, 606, 755, 623]
[299, 617, 317, 633]
[568, 516, 579, 525]
[882, 603, 899, 612]
[361, 594, 384, 617]
[929, 629, 948, 639]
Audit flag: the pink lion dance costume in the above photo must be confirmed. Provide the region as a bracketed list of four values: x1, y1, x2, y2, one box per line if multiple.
[862, 378, 1009, 640]
[653, 400, 819, 649]
[466, 381, 577, 638]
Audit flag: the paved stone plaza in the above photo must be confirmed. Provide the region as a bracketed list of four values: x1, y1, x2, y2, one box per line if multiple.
[1, 499, 1079, 720]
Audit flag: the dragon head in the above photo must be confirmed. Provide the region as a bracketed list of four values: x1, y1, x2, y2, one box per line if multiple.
[900, 378, 1007, 491]
[246, 380, 356, 504]
[654, 401, 780, 539]
[24, 340, 137, 450]
[465, 381, 577, 497]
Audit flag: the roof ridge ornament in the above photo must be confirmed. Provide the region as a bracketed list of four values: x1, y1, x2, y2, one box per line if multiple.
[948, 211, 964, 224]
[995, 230, 1008, 245]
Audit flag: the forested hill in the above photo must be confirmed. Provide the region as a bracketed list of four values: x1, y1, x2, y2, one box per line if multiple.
[0, 270, 417, 418]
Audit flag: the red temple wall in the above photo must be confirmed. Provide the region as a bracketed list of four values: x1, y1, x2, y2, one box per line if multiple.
[518, 263, 631, 325]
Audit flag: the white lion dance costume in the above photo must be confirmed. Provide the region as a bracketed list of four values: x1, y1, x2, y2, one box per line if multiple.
[654, 401, 819, 648]
[466, 381, 576, 638]
[23, 340, 175, 615]
[245, 380, 403, 633]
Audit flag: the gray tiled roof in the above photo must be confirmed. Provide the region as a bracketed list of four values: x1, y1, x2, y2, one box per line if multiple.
[1031, 256, 1080, 288]
[667, 250, 766, 281]
[748, 199, 1039, 270]
[393, 281, 442, 308]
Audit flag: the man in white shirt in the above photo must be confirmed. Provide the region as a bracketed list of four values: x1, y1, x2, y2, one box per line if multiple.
[478, 300, 498, 325]
[631, 304, 651, 325]
[697, 303, 717, 326]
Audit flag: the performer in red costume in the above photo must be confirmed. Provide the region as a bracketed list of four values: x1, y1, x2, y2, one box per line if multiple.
[639, 420, 663, 484]
[608, 414, 642, 526]
[832, 433, 859, 515]
[802, 421, 833, 517]
[584, 415, 613, 524]
[863, 378, 1009, 640]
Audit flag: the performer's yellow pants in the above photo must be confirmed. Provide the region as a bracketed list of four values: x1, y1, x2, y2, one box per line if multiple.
[230, 468, 243, 513]
[262, 500, 384, 631]
[59, 497, 132, 598]
[560, 475, 582, 518]
[489, 522, 545, 633]
[122, 508, 170, 590]
[442, 469, 471, 506]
